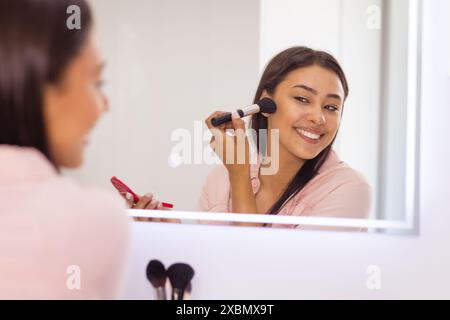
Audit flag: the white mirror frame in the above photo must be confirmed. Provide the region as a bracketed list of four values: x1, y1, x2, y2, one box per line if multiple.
[130, 0, 422, 233]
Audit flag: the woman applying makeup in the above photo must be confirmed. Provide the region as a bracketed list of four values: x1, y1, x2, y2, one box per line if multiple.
[0, 0, 132, 298]
[200, 47, 371, 228]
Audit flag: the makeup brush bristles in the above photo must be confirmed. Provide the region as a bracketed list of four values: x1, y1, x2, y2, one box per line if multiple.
[146, 260, 166, 287]
[146, 260, 167, 300]
[257, 97, 277, 114]
[167, 263, 195, 300]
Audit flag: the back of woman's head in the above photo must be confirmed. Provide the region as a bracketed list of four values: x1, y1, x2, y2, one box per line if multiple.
[0, 0, 92, 163]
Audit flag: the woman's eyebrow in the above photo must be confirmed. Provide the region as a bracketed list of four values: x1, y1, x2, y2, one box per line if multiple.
[293, 84, 342, 101]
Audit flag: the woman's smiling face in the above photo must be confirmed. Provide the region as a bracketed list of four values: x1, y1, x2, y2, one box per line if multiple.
[266, 64, 345, 161]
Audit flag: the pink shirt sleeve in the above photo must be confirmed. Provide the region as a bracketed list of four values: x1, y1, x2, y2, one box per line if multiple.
[197, 165, 230, 212]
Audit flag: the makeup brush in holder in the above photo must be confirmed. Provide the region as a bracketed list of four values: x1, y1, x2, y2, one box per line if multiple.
[146, 260, 167, 300]
[167, 263, 195, 300]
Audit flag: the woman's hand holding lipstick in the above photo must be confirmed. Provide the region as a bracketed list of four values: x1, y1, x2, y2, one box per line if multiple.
[125, 192, 169, 211]
[124, 192, 179, 223]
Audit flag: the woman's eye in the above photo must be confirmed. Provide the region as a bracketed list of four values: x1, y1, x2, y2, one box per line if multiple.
[294, 96, 309, 104]
[325, 105, 338, 112]
[96, 80, 105, 89]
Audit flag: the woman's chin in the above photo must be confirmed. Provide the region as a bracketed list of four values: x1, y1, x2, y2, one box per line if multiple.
[292, 146, 323, 161]
[55, 152, 84, 169]
[61, 159, 83, 169]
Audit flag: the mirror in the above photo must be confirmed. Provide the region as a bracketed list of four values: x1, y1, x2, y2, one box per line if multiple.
[64, 0, 421, 232]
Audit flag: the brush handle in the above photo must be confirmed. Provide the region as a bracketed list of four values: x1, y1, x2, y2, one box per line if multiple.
[211, 112, 232, 127]
[211, 109, 246, 127]
[172, 288, 184, 300]
[184, 284, 192, 300]
[155, 286, 167, 300]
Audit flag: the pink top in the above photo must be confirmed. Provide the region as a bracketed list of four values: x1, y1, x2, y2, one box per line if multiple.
[198, 150, 371, 229]
[0, 145, 130, 299]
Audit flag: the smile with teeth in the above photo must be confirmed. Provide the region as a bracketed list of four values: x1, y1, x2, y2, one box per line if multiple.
[296, 128, 322, 140]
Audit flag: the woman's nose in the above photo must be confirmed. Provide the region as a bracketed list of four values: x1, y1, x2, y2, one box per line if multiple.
[307, 106, 326, 125]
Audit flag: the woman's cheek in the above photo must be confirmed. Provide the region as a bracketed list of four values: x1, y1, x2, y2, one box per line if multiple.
[87, 87, 104, 123]
[325, 114, 340, 140]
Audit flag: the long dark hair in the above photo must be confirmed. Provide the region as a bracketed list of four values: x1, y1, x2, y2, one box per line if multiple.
[251, 46, 349, 215]
[0, 0, 93, 164]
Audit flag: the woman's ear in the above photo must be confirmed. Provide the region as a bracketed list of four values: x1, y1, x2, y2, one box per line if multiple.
[260, 89, 270, 100]
[259, 90, 272, 117]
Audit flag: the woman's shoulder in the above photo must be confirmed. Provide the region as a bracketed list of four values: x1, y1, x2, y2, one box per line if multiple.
[2, 166, 130, 255]
[293, 150, 371, 218]
[0, 145, 128, 226]
[285, 150, 373, 221]
[0, 147, 130, 298]
[299, 150, 372, 209]
[317, 149, 371, 187]
[39, 175, 130, 243]
[57, 176, 127, 216]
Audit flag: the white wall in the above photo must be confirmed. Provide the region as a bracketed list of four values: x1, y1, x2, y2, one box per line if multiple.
[259, 0, 342, 64]
[122, 0, 450, 299]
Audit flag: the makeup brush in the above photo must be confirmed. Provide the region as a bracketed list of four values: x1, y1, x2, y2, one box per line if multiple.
[146, 260, 167, 300]
[167, 263, 195, 300]
[211, 98, 277, 127]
